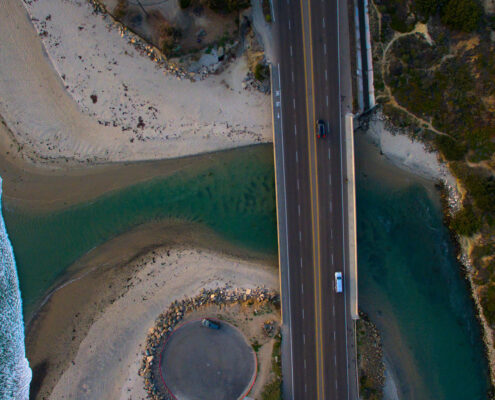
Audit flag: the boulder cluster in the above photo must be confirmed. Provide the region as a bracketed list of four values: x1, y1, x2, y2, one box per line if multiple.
[138, 287, 279, 400]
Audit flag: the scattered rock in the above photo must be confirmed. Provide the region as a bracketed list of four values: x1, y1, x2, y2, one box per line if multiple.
[139, 287, 280, 399]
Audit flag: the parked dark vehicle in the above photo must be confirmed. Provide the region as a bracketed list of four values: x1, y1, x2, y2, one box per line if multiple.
[201, 318, 220, 329]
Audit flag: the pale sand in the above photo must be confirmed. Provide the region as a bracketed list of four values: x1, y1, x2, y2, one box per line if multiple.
[363, 115, 456, 186]
[0, 0, 271, 167]
[28, 244, 278, 400]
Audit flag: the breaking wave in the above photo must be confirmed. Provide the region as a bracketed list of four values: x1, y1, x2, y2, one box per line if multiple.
[0, 177, 31, 399]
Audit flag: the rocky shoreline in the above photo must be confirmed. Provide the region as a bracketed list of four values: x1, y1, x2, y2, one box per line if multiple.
[361, 108, 495, 394]
[138, 287, 279, 400]
[356, 311, 385, 400]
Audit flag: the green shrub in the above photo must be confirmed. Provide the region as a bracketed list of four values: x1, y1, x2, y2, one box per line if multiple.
[452, 164, 495, 215]
[465, 128, 495, 162]
[206, 0, 250, 13]
[262, 0, 272, 22]
[390, 15, 415, 33]
[413, 0, 442, 20]
[441, 0, 482, 32]
[434, 135, 467, 161]
[450, 204, 481, 236]
[179, 0, 192, 8]
[254, 62, 269, 81]
[482, 284, 495, 325]
[113, 0, 128, 19]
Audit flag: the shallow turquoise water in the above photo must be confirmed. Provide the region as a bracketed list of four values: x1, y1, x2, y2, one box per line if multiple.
[3, 144, 490, 398]
[3, 146, 277, 316]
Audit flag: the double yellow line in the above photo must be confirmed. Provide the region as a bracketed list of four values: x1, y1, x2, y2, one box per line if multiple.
[300, 0, 325, 398]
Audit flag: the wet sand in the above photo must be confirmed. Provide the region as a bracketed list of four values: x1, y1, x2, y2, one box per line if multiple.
[26, 220, 277, 399]
[1, 119, 270, 212]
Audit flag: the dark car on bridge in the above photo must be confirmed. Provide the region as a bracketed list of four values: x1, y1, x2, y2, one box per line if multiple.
[316, 119, 327, 138]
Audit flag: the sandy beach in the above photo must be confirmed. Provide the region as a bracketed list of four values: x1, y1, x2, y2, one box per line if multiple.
[0, 0, 271, 167]
[27, 242, 278, 400]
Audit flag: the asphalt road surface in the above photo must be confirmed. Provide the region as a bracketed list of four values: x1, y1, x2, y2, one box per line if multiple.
[272, 0, 358, 398]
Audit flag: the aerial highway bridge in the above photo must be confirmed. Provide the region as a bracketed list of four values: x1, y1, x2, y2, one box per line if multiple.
[270, 0, 359, 398]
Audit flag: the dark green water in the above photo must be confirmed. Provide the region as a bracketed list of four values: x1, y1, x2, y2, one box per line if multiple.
[3, 144, 490, 398]
[356, 174, 489, 399]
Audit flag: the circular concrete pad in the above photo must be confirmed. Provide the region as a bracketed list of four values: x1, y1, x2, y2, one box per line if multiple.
[159, 319, 256, 400]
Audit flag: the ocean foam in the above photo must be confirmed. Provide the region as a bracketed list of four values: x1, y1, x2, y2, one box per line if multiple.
[0, 177, 31, 399]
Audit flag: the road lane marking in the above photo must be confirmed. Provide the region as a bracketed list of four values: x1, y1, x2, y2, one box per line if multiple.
[297, 179, 300, 190]
[330, 200, 332, 212]
[335, 355, 337, 366]
[302, 308, 305, 319]
[294, 124, 297, 136]
[300, 0, 325, 397]
[299, 231, 302, 242]
[329, 174, 332, 185]
[304, 359, 307, 369]
[325, 69, 328, 81]
[334, 331, 336, 341]
[289, 19, 291, 29]
[326, 95, 329, 107]
[333, 304, 335, 316]
[335, 0, 352, 394]
[301, 283, 304, 294]
[295, 151, 298, 163]
[332, 254, 334, 265]
[293, 98, 296, 109]
[273, 64, 295, 397]
[290, 45, 293, 57]
[328, 148, 331, 160]
[324, 43, 327, 55]
[298, 204, 301, 216]
[303, 334, 306, 344]
[322, 17, 325, 28]
[300, 257, 303, 268]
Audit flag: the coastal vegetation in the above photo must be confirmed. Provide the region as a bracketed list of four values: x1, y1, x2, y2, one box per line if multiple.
[261, 331, 282, 400]
[370, 0, 495, 381]
[108, 0, 247, 58]
[356, 314, 384, 400]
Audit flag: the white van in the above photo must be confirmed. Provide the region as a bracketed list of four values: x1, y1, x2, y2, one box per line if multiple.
[335, 272, 343, 293]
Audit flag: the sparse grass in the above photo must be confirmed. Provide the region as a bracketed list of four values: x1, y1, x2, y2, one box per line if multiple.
[261, 332, 282, 400]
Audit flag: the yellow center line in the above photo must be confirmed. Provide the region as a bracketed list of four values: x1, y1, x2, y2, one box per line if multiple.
[307, 1, 327, 399]
[300, 0, 324, 398]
